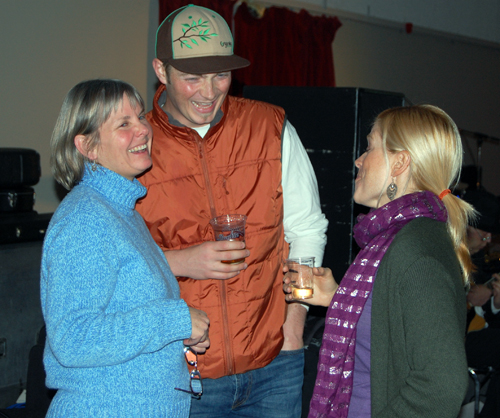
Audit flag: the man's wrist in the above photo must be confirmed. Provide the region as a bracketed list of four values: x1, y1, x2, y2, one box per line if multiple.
[492, 297, 500, 313]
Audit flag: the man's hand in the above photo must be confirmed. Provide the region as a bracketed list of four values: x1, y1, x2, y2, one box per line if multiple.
[467, 283, 493, 307]
[164, 241, 250, 280]
[184, 307, 210, 353]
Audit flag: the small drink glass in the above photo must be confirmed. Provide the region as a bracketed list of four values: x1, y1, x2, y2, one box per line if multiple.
[209, 214, 247, 264]
[285, 257, 315, 300]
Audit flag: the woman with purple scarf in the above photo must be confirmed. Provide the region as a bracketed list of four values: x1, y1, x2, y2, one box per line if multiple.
[285, 105, 475, 418]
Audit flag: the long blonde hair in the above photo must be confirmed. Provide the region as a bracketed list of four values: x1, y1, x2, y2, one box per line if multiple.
[376, 104, 475, 284]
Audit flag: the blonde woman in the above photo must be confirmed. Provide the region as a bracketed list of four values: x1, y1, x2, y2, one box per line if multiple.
[285, 105, 474, 418]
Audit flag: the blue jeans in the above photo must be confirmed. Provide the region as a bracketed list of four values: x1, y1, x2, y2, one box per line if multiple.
[189, 348, 304, 418]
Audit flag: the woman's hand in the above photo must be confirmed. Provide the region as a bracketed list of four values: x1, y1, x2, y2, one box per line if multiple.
[283, 266, 338, 307]
[184, 307, 210, 353]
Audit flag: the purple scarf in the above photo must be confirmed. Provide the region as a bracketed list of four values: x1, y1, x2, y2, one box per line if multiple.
[308, 191, 448, 418]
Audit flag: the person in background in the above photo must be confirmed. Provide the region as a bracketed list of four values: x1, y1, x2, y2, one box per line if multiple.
[284, 105, 473, 417]
[463, 189, 500, 418]
[41, 79, 209, 418]
[463, 189, 500, 306]
[136, 5, 328, 417]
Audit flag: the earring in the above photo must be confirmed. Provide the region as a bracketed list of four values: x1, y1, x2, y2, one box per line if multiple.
[386, 177, 397, 200]
[91, 160, 97, 172]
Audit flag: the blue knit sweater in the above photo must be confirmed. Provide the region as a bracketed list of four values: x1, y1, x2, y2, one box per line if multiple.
[40, 165, 192, 417]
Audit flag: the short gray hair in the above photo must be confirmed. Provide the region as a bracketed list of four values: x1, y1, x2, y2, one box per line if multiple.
[50, 79, 145, 190]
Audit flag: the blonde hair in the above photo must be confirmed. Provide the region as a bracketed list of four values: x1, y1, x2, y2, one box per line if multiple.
[50, 79, 145, 190]
[375, 104, 475, 284]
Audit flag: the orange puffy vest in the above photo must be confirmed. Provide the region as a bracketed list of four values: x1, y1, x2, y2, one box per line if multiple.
[137, 85, 288, 379]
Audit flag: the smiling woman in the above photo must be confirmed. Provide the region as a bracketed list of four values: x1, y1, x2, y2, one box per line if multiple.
[51, 80, 151, 189]
[41, 79, 210, 418]
[76, 93, 153, 181]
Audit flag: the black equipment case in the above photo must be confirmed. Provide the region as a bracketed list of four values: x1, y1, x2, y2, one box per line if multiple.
[0, 148, 41, 214]
[0, 211, 52, 405]
[0, 148, 41, 188]
[0, 187, 36, 213]
[0, 212, 52, 245]
[0, 148, 49, 407]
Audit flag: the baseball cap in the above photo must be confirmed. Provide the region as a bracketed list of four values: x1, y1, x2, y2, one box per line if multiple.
[156, 4, 250, 74]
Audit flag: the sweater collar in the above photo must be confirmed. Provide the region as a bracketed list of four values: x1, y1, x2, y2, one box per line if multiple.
[80, 163, 146, 210]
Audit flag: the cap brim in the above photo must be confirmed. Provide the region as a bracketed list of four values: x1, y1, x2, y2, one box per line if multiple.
[165, 55, 250, 75]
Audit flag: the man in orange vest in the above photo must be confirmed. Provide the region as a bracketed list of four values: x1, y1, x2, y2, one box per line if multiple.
[136, 5, 328, 417]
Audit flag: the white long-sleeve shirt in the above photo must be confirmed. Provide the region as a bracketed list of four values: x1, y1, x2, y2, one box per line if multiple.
[281, 121, 328, 266]
[195, 120, 328, 266]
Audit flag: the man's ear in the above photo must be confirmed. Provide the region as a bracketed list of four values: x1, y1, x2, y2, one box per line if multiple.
[392, 150, 411, 177]
[153, 58, 168, 85]
[74, 135, 97, 161]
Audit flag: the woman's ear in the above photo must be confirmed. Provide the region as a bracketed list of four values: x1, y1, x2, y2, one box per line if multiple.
[74, 135, 97, 161]
[392, 151, 411, 177]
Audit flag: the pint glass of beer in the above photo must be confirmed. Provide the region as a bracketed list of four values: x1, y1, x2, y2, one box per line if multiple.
[209, 214, 247, 264]
[285, 257, 315, 300]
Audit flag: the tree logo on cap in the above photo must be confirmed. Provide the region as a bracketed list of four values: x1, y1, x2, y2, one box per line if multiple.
[175, 16, 218, 49]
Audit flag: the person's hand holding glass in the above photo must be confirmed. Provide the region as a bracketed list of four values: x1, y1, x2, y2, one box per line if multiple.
[163, 214, 250, 280]
[209, 214, 248, 265]
[283, 265, 338, 307]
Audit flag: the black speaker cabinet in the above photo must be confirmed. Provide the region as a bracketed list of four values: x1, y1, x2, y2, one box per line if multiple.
[243, 87, 407, 281]
[0, 213, 51, 407]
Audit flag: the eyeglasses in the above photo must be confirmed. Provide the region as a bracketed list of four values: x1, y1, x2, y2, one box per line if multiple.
[474, 228, 491, 243]
[175, 346, 203, 399]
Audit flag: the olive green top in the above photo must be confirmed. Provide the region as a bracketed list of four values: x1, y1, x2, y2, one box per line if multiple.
[371, 217, 468, 418]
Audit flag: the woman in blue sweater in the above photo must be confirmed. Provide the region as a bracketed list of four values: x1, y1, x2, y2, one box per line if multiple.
[41, 79, 209, 417]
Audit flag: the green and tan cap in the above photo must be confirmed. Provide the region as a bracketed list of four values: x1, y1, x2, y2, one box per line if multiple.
[156, 4, 250, 74]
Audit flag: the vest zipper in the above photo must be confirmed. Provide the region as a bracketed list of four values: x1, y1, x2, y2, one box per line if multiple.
[195, 135, 234, 376]
[196, 137, 217, 219]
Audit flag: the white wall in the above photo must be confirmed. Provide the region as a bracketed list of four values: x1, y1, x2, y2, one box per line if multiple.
[319, 0, 500, 44]
[331, 13, 500, 194]
[0, 0, 158, 213]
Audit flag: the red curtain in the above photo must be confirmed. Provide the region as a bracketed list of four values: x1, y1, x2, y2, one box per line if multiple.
[158, 1, 342, 94]
[159, 0, 235, 26]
